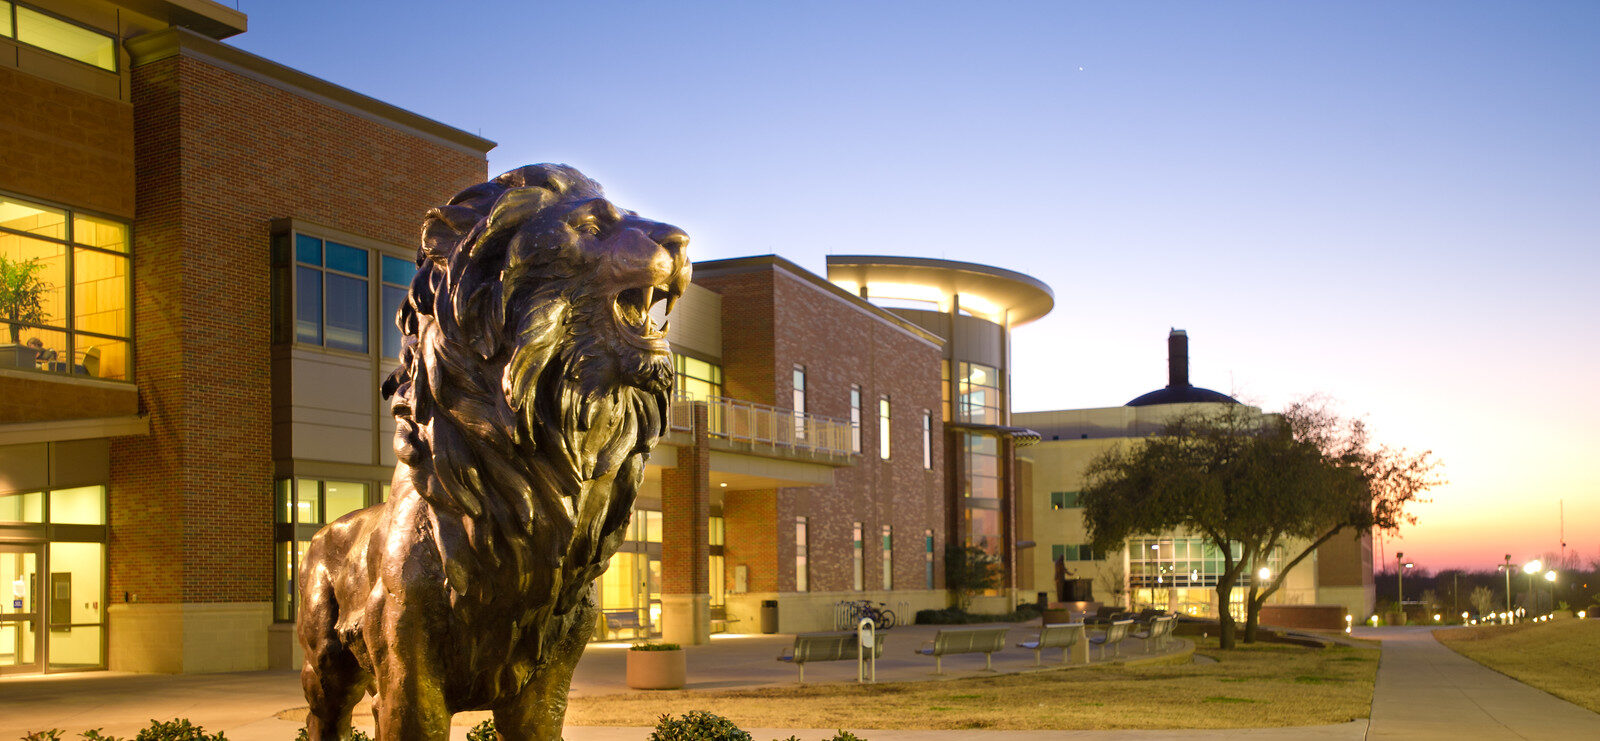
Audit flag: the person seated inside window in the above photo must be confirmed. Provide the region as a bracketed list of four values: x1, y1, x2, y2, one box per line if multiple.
[26, 337, 57, 369]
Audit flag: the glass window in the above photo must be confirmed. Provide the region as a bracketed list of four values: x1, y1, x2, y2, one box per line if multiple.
[708, 516, 725, 547]
[795, 516, 808, 592]
[380, 256, 415, 359]
[1, 4, 11, 37]
[294, 479, 320, 524]
[48, 486, 103, 525]
[964, 434, 1000, 499]
[323, 481, 367, 522]
[792, 365, 806, 439]
[878, 396, 891, 460]
[849, 385, 862, 453]
[0, 193, 126, 381]
[924, 529, 935, 589]
[0, 490, 43, 523]
[852, 522, 863, 591]
[672, 353, 722, 402]
[1050, 491, 1081, 509]
[15, 7, 116, 71]
[881, 525, 893, 590]
[958, 361, 1002, 425]
[291, 233, 369, 353]
[922, 411, 932, 469]
[965, 507, 1000, 555]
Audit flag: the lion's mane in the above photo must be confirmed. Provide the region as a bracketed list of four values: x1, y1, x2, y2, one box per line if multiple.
[380, 164, 670, 619]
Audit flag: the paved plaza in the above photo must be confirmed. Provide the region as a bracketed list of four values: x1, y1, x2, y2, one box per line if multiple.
[0, 623, 1595, 740]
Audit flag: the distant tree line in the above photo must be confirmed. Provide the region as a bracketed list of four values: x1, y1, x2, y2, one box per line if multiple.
[1375, 551, 1600, 618]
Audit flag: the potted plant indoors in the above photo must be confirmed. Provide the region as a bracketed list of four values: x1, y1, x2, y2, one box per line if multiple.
[625, 642, 685, 690]
[0, 254, 50, 368]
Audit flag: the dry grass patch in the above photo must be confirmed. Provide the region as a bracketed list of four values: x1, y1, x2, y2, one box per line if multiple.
[566, 639, 1377, 731]
[1435, 618, 1600, 713]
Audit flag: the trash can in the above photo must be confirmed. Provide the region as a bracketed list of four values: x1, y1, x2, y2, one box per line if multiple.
[760, 599, 779, 634]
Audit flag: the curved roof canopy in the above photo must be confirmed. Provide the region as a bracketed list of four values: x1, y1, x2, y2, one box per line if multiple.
[825, 255, 1054, 328]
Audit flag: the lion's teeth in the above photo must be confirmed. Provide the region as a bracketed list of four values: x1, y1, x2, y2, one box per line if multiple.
[641, 286, 654, 311]
[664, 294, 678, 315]
[660, 320, 670, 333]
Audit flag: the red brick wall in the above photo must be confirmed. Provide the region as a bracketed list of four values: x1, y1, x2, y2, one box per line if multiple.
[108, 54, 487, 605]
[722, 489, 778, 593]
[0, 375, 138, 422]
[700, 264, 946, 595]
[661, 404, 710, 595]
[0, 65, 135, 218]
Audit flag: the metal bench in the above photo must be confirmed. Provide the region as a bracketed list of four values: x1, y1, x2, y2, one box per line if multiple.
[914, 626, 1009, 673]
[1016, 622, 1088, 666]
[1134, 615, 1176, 652]
[1089, 618, 1134, 659]
[601, 609, 644, 640]
[777, 630, 883, 683]
[710, 604, 741, 633]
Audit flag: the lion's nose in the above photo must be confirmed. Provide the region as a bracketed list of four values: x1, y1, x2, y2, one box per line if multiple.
[651, 225, 689, 259]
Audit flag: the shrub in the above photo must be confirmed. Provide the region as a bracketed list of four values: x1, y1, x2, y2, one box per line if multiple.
[631, 642, 683, 651]
[915, 605, 1040, 625]
[295, 728, 371, 741]
[132, 719, 225, 741]
[465, 719, 497, 741]
[648, 711, 752, 741]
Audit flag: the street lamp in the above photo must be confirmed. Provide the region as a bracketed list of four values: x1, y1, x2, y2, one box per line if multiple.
[1396, 552, 1414, 617]
[1543, 569, 1556, 617]
[1498, 554, 1513, 618]
[1522, 560, 1542, 616]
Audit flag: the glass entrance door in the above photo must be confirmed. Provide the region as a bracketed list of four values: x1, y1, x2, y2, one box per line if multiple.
[0, 545, 43, 675]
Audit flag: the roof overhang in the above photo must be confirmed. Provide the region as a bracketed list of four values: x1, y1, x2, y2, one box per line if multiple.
[826, 255, 1054, 328]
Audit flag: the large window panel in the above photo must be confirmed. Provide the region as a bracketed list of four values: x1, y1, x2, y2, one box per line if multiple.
[380, 255, 415, 359]
[14, 6, 116, 71]
[324, 272, 368, 352]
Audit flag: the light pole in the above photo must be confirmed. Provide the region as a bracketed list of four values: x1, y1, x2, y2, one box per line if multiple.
[1396, 552, 1414, 619]
[1500, 554, 1513, 617]
[1522, 559, 1542, 617]
[1543, 570, 1556, 617]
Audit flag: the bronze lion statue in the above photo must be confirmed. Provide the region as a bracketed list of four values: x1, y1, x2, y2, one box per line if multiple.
[297, 164, 689, 740]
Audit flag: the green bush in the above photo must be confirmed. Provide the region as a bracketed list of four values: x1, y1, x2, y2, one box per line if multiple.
[914, 605, 1040, 625]
[465, 719, 496, 741]
[132, 719, 225, 741]
[649, 711, 752, 741]
[631, 642, 684, 651]
[294, 728, 371, 741]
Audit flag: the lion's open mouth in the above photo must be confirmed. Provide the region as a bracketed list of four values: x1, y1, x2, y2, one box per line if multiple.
[613, 283, 678, 346]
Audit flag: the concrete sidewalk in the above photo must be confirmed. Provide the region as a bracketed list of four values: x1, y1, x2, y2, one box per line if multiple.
[1362, 625, 1600, 739]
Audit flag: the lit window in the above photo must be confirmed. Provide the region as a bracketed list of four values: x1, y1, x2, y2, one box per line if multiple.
[274, 478, 373, 621]
[922, 411, 933, 469]
[795, 516, 809, 592]
[792, 364, 806, 439]
[10, 5, 117, 72]
[0, 193, 131, 380]
[1050, 491, 1082, 509]
[849, 385, 862, 453]
[879, 395, 891, 460]
[958, 361, 1002, 424]
[673, 354, 723, 401]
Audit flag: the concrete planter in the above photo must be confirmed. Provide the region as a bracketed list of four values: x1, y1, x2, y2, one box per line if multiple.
[625, 647, 685, 690]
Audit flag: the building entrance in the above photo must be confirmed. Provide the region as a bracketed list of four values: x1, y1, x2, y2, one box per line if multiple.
[0, 544, 43, 675]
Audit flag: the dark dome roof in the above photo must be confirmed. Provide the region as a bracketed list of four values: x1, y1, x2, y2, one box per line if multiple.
[1126, 386, 1240, 407]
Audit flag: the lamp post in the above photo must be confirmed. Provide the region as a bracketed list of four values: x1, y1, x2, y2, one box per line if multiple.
[1522, 559, 1542, 617]
[1543, 570, 1556, 617]
[1499, 554, 1513, 617]
[1395, 552, 1414, 621]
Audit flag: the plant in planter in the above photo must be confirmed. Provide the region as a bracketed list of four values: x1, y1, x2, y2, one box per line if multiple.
[0, 254, 51, 367]
[627, 642, 686, 690]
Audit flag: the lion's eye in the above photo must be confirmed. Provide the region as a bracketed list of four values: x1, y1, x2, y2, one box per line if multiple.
[576, 222, 602, 236]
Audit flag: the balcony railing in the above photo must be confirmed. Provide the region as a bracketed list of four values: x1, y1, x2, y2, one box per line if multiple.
[670, 395, 856, 458]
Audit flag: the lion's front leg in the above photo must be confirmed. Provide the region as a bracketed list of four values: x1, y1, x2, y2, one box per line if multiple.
[491, 590, 600, 741]
[369, 580, 455, 740]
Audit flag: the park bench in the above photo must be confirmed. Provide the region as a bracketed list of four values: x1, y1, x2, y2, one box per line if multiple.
[1016, 622, 1088, 665]
[710, 604, 741, 633]
[1134, 615, 1176, 652]
[1089, 618, 1134, 660]
[777, 630, 883, 683]
[914, 626, 1009, 673]
[601, 609, 643, 640]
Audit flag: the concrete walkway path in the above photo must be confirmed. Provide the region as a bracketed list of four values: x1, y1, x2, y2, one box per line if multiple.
[1363, 626, 1600, 740]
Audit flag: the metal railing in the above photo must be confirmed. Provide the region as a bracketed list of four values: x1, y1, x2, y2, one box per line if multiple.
[670, 395, 856, 458]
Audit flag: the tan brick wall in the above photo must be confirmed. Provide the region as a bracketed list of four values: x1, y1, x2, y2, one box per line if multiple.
[701, 265, 946, 598]
[108, 53, 487, 605]
[0, 65, 135, 218]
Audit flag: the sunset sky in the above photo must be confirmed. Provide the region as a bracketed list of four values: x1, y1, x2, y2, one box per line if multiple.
[231, 0, 1598, 572]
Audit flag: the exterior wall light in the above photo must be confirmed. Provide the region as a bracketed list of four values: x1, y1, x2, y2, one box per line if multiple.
[1258, 566, 1271, 581]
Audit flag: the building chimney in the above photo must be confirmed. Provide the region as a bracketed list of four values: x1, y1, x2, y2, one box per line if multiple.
[1167, 329, 1189, 388]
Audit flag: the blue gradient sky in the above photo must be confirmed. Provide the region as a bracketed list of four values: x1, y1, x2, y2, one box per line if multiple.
[231, 1, 1598, 572]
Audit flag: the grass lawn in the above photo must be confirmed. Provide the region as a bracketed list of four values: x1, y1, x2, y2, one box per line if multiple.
[565, 639, 1378, 731]
[1435, 618, 1600, 713]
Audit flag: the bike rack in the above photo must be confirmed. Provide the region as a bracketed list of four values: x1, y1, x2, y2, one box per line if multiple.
[857, 617, 876, 683]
